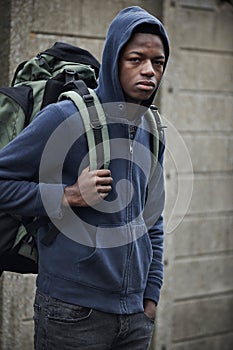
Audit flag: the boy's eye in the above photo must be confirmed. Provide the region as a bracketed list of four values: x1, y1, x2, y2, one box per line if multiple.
[153, 61, 164, 67]
[129, 57, 141, 63]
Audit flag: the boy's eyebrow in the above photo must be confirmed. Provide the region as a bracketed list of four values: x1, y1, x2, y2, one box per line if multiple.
[128, 51, 165, 59]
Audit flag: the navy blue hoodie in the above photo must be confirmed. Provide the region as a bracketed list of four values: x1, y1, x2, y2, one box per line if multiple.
[0, 6, 169, 313]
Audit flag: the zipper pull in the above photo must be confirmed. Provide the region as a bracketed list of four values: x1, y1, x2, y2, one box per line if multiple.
[129, 125, 137, 154]
[130, 140, 133, 154]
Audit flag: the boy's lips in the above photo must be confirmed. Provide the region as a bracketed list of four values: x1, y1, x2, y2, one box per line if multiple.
[136, 80, 156, 91]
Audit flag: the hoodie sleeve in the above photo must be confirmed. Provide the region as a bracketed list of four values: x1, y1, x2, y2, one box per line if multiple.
[143, 133, 165, 304]
[0, 103, 70, 219]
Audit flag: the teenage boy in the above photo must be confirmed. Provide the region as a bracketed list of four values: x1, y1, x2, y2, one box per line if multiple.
[0, 6, 169, 350]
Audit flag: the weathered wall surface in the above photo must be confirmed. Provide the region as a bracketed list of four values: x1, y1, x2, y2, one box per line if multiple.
[0, 0, 232, 349]
[156, 1, 233, 349]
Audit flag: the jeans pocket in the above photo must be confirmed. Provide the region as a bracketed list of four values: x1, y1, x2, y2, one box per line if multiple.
[48, 309, 93, 324]
[143, 311, 155, 324]
[47, 299, 93, 324]
[46, 303, 93, 349]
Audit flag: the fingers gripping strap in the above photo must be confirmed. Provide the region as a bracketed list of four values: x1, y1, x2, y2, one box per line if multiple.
[59, 90, 110, 171]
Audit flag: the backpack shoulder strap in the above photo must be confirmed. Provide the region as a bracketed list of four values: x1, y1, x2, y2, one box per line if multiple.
[59, 82, 110, 171]
[145, 105, 167, 182]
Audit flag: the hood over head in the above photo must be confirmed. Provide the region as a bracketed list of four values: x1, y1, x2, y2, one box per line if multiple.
[95, 6, 170, 110]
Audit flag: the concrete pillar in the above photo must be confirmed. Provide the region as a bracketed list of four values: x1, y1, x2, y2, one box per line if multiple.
[156, 1, 233, 349]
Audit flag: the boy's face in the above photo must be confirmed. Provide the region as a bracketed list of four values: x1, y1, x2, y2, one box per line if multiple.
[119, 33, 165, 104]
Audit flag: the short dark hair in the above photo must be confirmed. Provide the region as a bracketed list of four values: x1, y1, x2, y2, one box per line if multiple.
[133, 23, 161, 35]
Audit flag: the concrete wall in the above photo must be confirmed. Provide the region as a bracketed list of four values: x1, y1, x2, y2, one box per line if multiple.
[156, 0, 233, 349]
[0, 0, 233, 349]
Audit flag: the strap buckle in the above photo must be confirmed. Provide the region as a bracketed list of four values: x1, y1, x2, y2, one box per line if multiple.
[83, 94, 94, 104]
[90, 121, 103, 130]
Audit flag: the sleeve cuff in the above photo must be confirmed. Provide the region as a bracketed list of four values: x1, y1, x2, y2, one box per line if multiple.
[39, 183, 66, 219]
[144, 281, 162, 305]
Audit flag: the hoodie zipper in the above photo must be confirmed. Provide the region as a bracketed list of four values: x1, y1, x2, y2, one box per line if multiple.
[128, 124, 136, 223]
[121, 124, 138, 308]
[128, 124, 138, 223]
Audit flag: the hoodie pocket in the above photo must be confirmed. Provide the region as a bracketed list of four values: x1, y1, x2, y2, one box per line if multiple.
[75, 227, 129, 292]
[128, 233, 153, 293]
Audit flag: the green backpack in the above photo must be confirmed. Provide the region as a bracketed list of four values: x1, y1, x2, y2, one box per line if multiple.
[0, 42, 163, 275]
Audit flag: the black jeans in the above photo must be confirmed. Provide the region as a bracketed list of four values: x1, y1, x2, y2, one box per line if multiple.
[33, 290, 155, 350]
